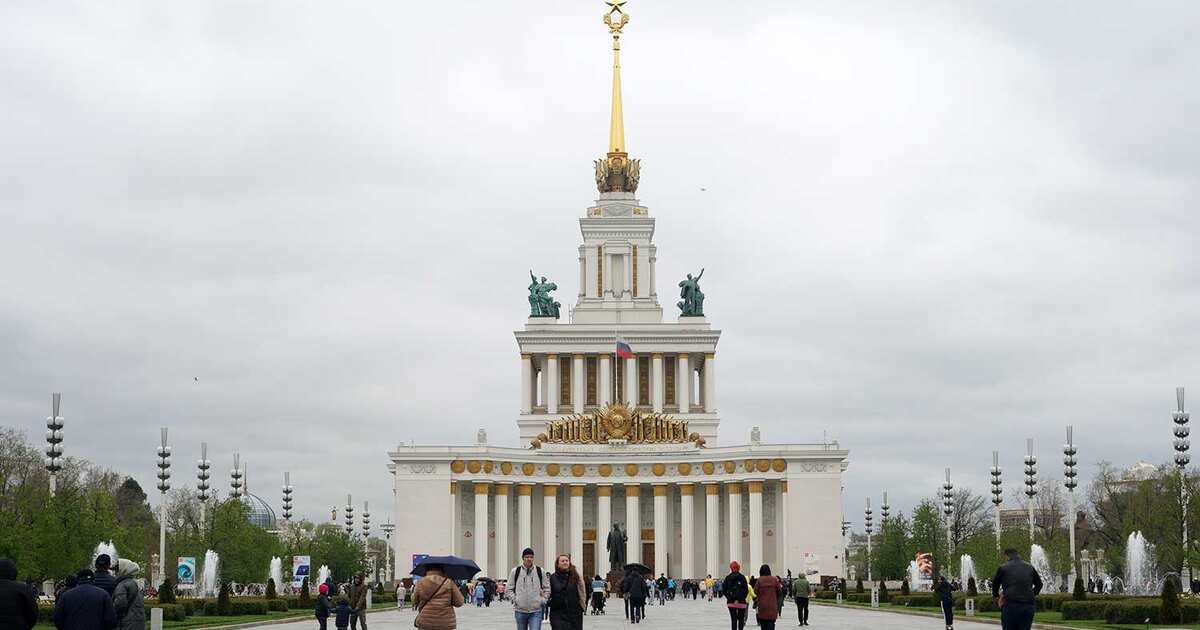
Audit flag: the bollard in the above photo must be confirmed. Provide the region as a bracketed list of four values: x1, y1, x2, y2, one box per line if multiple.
[870, 586, 879, 608]
[836, 592, 842, 604]
[150, 607, 164, 630]
[367, 588, 373, 610]
[965, 597, 976, 617]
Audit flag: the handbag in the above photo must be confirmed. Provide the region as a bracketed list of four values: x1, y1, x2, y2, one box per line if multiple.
[414, 577, 450, 629]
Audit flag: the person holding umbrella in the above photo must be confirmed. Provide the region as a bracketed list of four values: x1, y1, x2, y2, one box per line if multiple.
[411, 557, 473, 630]
[547, 555, 586, 630]
[620, 564, 649, 624]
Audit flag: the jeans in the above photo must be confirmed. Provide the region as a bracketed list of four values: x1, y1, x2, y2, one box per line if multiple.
[350, 610, 366, 630]
[794, 597, 808, 624]
[941, 600, 953, 627]
[515, 610, 544, 630]
[1000, 602, 1035, 630]
[728, 606, 747, 630]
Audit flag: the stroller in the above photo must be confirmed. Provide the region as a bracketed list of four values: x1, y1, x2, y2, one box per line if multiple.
[590, 576, 607, 615]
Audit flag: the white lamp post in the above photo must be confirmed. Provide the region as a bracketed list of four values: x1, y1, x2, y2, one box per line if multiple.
[380, 521, 395, 585]
[942, 469, 954, 581]
[864, 498, 873, 583]
[1174, 387, 1191, 582]
[990, 451, 1003, 552]
[44, 393, 64, 497]
[155, 428, 172, 585]
[196, 443, 211, 524]
[1024, 439, 1038, 543]
[1063, 426, 1079, 583]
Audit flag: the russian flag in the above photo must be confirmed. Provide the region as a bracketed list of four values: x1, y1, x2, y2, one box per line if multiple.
[615, 340, 634, 359]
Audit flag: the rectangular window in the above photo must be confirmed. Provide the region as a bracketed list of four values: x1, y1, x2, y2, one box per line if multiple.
[665, 357, 676, 406]
[586, 357, 597, 406]
[638, 356, 650, 406]
[559, 357, 571, 408]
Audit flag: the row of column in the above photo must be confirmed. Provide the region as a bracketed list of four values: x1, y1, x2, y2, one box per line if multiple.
[457, 479, 784, 579]
[519, 352, 716, 414]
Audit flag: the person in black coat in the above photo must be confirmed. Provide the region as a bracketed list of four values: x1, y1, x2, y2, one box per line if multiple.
[91, 555, 116, 596]
[54, 570, 117, 630]
[991, 548, 1042, 630]
[621, 571, 648, 623]
[0, 559, 37, 630]
[722, 562, 750, 630]
[934, 575, 956, 630]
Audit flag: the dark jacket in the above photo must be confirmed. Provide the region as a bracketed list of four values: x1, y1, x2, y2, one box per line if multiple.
[621, 573, 647, 599]
[753, 575, 782, 621]
[991, 558, 1043, 605]
[348, 582, 368, 611]
[548, 569, 586, 630]
[91, 571, 116, 597]
[112, 573, 145, 630]
[315, 594, 332, 619]
[935, 579, 955, 603]
[334, 601, 352, 627]
[54, 583, 117, 630]
[722, 571, 749, 607]
[0, 560, 37, 630]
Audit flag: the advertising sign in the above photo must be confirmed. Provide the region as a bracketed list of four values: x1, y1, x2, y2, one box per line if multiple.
[292, 556, 311, 588]
[176, 557, 196, 589]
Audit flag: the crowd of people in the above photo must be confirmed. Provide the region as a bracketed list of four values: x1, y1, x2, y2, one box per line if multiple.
[0, 553, 146, 630]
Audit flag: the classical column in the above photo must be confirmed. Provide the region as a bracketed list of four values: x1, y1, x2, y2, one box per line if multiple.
[704, 353, 717, 412]
[599, 355, 612, 406]
[570, 485, 585, 567]
[748, 481, 764, 573]
[677, 354, 690, 412]
[653, 485, 668, 575]
[652, 353, 664, 412]
[625, 356, 638, 406]
[573, 354, 585, 413]
[779, 481, 789, 572]
[547, 355, 559, 414]
[450, 481, 459, 554]
[517, 484, 533, 555]
[495, 484, 511, 574]
[474, 482, 490, 578]
[681, 484, 695, 579]
[544, 484, 559, 558]
[597, 486, 612, 574]
[705, 484, 720, 578]
[727, 482, 742, 564]
[520, 354, 533, 413]
[626, 484, 641, 565]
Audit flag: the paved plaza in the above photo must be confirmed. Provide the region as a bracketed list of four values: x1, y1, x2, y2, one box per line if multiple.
[239, 600, 1001, 630]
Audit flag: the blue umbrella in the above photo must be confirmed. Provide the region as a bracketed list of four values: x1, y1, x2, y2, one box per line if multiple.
[411, 555, 481, 581]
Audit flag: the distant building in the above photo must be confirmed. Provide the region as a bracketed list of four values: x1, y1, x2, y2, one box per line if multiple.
[999, 507, 1057, 531]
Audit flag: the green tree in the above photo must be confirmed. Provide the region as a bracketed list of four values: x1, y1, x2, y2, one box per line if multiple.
[208, 499, 281, 583]
[910, 499, 945, 577]
[874, 513, 913, 580]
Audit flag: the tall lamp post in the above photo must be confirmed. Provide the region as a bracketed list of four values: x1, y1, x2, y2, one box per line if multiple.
[864, 498, 873, 583]
[45, 393, 64, 498]
[155, 428, 172, 586]
[1174, 387, 1191, 582]
[942, 469, 954, 581]
[345, 495, 355, 536]
[281, 473, 294, 524]
[380, 521, 395, 585]
[1063, 426, 1079, 583]
[990, 451, 1003, 552]
[196, 443, 211, 524]
[230, 453, 244, 498]
[1024, 439, 1038, 543]
[362, 502, 372, 579]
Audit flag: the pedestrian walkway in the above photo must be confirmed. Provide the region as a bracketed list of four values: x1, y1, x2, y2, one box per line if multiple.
[234, 598, 1003, 629]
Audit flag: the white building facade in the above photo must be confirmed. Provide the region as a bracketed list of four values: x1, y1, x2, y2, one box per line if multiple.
[388, 2, 848, 583]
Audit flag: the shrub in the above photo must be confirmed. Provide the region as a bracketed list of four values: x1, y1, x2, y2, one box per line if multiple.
[38, 603, 54, 623]
[1060, 600, 1109, 620]
[1106, 601, 1160, 625]
[855, 578, 863, 594]
[144, 604, 187, 621]
[299, 578, 311, 606]
[217, 581, 232, 615]
[878, 580, 889, 603]
[266, 578, 277, 600]
[159, 578, 176, 604]
[900, 578, 909, 596]
[1162, 575, 1182, 624]
[967, 577, 977, 596]
[1072, 576, 1086, 600]
[267, 598, 289, 612]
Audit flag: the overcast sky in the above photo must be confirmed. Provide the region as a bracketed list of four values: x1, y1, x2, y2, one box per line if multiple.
[2, 1, 1198, 532]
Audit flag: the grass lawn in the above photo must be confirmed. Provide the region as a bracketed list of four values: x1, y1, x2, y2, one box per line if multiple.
[34, 598, 398, 630]
[816, 599, 1200, 629]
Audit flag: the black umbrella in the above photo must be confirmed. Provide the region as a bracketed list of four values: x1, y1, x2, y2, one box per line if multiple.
[623, 563, 651, 576]
[412, 555, 482, 581]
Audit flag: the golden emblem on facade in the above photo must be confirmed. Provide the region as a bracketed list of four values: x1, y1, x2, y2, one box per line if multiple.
[530, 401, 706, 449]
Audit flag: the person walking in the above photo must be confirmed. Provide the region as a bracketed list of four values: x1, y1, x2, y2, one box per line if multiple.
[590, 575, 606, 614]
[510, 548, 550, 630]
[53, 569, 116, 630]
[396, 583, 407, 610]
[991, 548, 1042, 630]
[624, 570, 648, 623]
[790, 573, 810, 626]
[655, 575, 668, 606]
[333, 598, 352, 630]
[935, 575, 956, 630]
[316, 583, 333, 630]
[722, 562, 750, 630]
[411, 565, 464, 630]
[0, 559, 37, 630]
[91, 556, 116, 597]
[347, 575, 369, 630]
[111, 560, 144, 630]
[547, 555, 586, 630]
[753, 566, 783, 630]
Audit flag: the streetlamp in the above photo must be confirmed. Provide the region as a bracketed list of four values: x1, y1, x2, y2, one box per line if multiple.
[196, 443, 212, 524]
[942, 469, 954, 581]
[44, 393, 64, 497]
[362, 501, 371, 539]
[990, 451, 1003, 552]
[230, 453, 244, 498]
[155, 428, 172, 586]
[380, 520, 395, 585]
[881, 492, 890, 523]
[864, 497, 873, 583]
[345, 495, 355, 536]
[1174, 387, 1191, 582]
[1063, 426, 1079, 583]
[281, 472, 294, 523]
[1024, 439, 1038, 543]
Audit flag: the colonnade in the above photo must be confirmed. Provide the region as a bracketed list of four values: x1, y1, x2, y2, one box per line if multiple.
[519, 352, 716, 415]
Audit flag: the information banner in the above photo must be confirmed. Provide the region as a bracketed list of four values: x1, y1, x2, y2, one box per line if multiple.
[176, 557, 196, 589]
[292, 556, 311, 588]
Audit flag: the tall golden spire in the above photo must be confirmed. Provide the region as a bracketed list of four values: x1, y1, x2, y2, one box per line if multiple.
[595, 0, 641, 194]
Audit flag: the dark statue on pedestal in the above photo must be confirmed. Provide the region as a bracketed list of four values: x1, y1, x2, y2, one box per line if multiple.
[606, 522, 627, 569]
[677, 268, 705, 316]
[527, 270, 561, 318]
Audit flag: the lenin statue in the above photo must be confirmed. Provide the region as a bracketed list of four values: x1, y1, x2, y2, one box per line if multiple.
[606, 522, 627, 569]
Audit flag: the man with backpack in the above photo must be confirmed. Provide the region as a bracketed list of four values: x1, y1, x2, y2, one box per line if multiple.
[511, 547, 550, 630]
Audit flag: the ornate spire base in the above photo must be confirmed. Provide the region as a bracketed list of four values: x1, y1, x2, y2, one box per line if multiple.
[594, 151, 641, 194]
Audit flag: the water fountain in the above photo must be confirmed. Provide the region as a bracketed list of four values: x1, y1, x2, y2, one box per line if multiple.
[1125, 531, 1159, 596]
[93, 541, 118, 565]
[269, 557, 283, 594]
[316, 565, 330, 590]
[959, 555, 978, 589]
[201, 550, 220, 597]
[1030, 545, 1058, 593]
